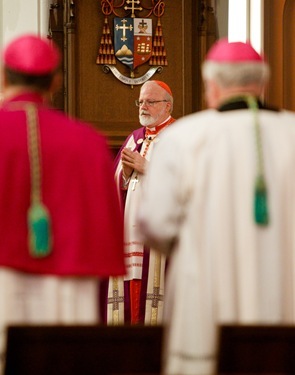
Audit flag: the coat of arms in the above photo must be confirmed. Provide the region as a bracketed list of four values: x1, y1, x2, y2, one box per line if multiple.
[96, 0, 168, 86]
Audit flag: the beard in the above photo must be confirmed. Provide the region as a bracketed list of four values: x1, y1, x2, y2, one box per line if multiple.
[139, 107, 166, 127]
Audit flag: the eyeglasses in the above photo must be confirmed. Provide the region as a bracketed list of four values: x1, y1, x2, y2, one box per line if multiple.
[135, 99, 169, 107]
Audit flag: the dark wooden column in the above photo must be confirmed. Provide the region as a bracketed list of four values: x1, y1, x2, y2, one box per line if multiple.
[264, 0, 295, 111]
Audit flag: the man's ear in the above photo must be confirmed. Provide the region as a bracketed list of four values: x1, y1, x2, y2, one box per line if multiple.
[165, 100, 172, 114]
[205, 79, 221, 109]
[49, 70, 63, 95]
[2, 67, 8, 89]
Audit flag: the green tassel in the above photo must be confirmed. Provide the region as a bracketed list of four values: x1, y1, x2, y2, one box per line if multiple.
[254, 175, 269, 226]
[28, 203, 52, 257]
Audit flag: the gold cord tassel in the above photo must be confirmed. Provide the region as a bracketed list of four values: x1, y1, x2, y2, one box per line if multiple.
[254, 175, 269, 225]
[246, 96, 269, 226]
[26, 104, 52, 257]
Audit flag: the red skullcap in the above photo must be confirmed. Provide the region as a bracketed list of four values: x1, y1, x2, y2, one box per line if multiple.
[152, 80, 173, 97]
[3, 34, 61, 75]
[206, 38, 264, 63]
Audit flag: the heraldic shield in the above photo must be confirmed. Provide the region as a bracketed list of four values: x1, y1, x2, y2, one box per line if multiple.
[114, 18, 152, 71]
[97, 0, 168, 86]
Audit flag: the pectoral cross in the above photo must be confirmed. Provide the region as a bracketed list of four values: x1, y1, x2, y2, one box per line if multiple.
[131, 176, 139, 191]
[115, 19, 133, 42]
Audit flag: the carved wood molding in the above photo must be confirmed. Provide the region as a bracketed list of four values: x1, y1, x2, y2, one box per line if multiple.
[64, 0, 76, 116]
[196, 0, 217, 110]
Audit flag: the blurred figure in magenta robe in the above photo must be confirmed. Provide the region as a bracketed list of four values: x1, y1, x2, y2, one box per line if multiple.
[0, 33, 125, 366]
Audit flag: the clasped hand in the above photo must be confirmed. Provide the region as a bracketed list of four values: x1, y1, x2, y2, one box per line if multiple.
[121, 147, 146, 179]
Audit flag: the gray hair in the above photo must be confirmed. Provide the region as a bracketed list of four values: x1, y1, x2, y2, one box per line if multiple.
[141, 80, 174, 113]
[202, 61, 270, 89]
[164, 90, 174, 113]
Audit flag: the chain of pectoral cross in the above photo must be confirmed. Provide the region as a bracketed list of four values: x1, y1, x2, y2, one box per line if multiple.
[130, 135, 153, 191]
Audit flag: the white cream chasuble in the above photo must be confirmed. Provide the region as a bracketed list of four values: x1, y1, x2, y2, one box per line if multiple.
[138, 108, 295, 374]
[0, 268, 99, 373]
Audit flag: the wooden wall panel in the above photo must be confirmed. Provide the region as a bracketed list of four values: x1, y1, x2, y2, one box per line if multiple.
[75, 0, 188, 147]
[62, 0, 215, 152]
[48, 0, 64, 111]
[283, 0, 295, 110]
[48, 1, 217, 154]
[264, 0, 295, 111]
[264, 1, 284, 108]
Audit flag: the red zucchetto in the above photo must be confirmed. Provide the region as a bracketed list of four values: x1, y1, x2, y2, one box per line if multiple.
[152, 80, 173, 97]
[206, 38, 264, 63]
[3, 34, 60, 75]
